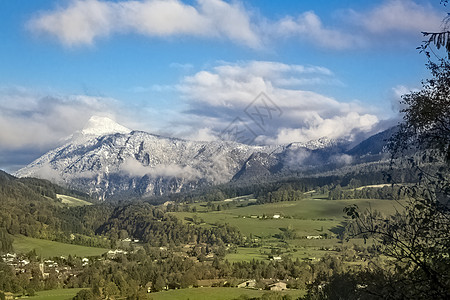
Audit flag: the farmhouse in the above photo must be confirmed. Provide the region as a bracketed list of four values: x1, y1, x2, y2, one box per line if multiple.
[145, 281, 152, 293]
[2, 292, 14, 300]
[107, 249, 128, 258]
[237, 279, 256, 288]
[269, 281, 287, 291]
[306, 235, 322, 239]
[196, 279, 226, 287]
[82, 258, 89, 266]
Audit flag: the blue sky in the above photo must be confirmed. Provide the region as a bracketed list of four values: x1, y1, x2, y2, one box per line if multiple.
[0, 0, 446, 172]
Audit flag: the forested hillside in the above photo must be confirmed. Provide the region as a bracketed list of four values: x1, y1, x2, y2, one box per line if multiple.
[0, 171, 93, 242]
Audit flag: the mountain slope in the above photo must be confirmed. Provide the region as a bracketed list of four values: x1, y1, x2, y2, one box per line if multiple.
[15, 117, 280, 198]
[0, 170, 93, 240]
[347, 126, 397, 157]
[15, 116, 394, 200]
[0, 169, 15, 182]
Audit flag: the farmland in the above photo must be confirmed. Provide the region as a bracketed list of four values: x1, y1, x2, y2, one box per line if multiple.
[13, 235, 109, 258]
[56, 194, 92, 207]
[169, 195, 405, 262]
[149, 287, 305, 300]
[28, 288, 86, 300]
[169, 196, 405, 233]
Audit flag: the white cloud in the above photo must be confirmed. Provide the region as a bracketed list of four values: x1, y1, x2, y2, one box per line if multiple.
[121, 158, 201, 179]
[283, 147, 312, 169]
[28, 0, 261, 48]
[27, 0, 443, 50]
[32, 162, 66, 184]
[0, 87, 122, 150]
[196, 0, 260, 47]
[267, 0, 444, 50]
[272, 11, 366, 50]
[390, 84, 420, 113]
[179, 61, 336, 107]
[331, 154, 353, 165]
[0, 87, 171, 171]
[270, 0, 443, 50]
[356, 0, 442, 35]
[27, 0, 444, 51]
[185, 127, 219, 142]
[0, 60, 384, 172]
[28, 0, 113, 46]
[176, 60, 379, 145]
[118, 0, 211, 36]
[267, 113, 378, 144]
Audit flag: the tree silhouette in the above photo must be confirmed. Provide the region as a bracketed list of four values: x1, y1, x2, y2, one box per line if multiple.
[336, 1, 450, 298]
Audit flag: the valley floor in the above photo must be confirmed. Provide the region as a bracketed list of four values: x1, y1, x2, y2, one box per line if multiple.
[149, 287, 305, 300]
[13, 235, 109, 258]
[169, 195, 405, 263]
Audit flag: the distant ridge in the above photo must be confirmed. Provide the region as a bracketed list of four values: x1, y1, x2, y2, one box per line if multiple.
[0, 169, 15, 182]
[347, 126, 397, 157]
[15, 116, 395, 200]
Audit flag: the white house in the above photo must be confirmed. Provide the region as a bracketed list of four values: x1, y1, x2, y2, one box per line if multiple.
[237, 279, 256, 288]
[269, 282, 287, 291]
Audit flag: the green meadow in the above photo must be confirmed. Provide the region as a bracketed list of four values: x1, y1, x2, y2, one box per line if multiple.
[28, 288, 86, 300]
[171, 198, 404, 236]
[13, 235, 109, 258]
[149, 287, 305, 300]
[170, 197, 405, 262]
[57, 194, 92, 207]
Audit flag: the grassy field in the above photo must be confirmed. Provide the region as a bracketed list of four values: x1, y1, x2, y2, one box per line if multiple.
[190, 195, 257, 212]
[28, 288, 85, 300]
[224, 237, 375, 263]
[225, 247, 270, 263]
[170, 197, 405, 262]
[149, 287, 305, 300]
[57, 194, 92, 207]
[225, 245, 327, 263]
[13, 235, 109, 258]
[171, 198, 404, 237]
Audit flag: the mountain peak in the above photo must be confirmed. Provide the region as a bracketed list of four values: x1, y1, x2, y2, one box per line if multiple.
[81, 116, 132, 136]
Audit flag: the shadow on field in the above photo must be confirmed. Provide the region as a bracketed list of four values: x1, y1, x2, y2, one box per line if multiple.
[329, 221, 347, 236]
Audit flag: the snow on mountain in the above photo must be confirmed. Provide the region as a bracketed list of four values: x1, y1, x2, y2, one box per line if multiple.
[15, 116, 349, 200]
[81, 116, 132, 136]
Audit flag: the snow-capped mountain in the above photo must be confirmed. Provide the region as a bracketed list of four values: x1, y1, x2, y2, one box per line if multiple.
[80, 115, 132, 136]
[15, 116, 378, 200]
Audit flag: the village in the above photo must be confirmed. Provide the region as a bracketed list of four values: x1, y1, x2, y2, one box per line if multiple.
[1, 239, 296, 298]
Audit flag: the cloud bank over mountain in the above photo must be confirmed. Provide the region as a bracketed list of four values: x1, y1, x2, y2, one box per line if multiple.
[0, 59, 383, 171]
[175, 60, 379, 144]
[1, 0, 441, 172]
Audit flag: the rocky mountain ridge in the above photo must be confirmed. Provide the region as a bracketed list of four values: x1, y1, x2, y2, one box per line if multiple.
[15, 116, 390, 200]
